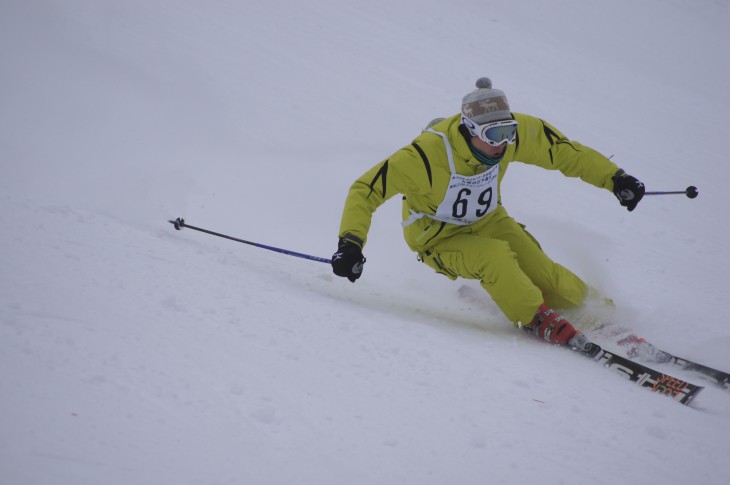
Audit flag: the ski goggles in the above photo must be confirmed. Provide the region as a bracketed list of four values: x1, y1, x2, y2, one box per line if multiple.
[461, 116, 519, 146]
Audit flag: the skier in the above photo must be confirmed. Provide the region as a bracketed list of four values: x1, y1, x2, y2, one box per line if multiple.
[331, 77, 644, 350]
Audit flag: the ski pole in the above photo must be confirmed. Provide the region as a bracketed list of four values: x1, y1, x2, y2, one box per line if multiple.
[168, 218, 332, 264]
[644, 186, 698, 199]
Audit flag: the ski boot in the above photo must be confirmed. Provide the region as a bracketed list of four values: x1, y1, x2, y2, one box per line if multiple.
[524, 304, 601, 358]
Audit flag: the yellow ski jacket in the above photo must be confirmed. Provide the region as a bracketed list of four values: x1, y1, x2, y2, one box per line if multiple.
[338, 113, 620, 253]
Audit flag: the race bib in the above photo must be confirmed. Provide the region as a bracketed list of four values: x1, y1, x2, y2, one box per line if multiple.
[433, 164, 499, 225]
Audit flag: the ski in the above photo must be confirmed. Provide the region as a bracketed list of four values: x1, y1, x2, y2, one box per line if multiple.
[575, 341, 703, 406]
[458, 285, 706, 404]
[617, 334, 730, 390]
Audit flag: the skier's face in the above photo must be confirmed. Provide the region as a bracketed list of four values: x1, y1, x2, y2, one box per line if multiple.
[471, 134, 507, 158]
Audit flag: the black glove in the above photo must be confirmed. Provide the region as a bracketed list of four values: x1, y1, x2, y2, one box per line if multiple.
[331, 238, 366, 282]
[612, 169, 645, 212]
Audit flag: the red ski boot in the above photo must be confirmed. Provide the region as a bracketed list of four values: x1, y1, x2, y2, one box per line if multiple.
[524, 304, 601, 357]
[526, 304, 578, 345]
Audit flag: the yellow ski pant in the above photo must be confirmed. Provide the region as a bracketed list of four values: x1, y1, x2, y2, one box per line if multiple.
[419, 213, 587, 326]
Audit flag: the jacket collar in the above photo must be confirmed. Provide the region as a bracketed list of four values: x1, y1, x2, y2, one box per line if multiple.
[448, 119, 483, 168]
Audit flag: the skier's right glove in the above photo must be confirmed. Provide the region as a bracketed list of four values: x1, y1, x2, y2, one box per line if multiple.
[331, 238, 366, 283]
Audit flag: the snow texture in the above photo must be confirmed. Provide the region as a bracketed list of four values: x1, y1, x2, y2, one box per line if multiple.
[1, 0, 729, 484]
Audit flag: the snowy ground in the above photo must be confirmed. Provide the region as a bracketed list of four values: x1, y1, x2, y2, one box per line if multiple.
[2, 1, 730, 484]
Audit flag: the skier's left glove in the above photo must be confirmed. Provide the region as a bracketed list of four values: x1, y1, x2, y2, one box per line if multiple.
[612, 169, 645, 212]
[331, 237, 366, 283]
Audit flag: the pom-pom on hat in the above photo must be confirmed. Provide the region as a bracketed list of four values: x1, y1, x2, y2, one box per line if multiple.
[461, 77, 511, 124]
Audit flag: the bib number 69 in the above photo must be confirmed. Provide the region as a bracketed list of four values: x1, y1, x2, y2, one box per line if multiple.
[452, 187, 493, 219]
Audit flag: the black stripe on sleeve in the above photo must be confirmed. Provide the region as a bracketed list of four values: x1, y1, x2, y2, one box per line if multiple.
[541, 121, 560, 165]
[411, 143, 433, 188]
[542, 121, 561, 146]
[368, 160, 388, 198]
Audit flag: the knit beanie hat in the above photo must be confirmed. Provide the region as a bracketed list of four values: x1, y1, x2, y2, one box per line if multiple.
[461, 77, 511, 124]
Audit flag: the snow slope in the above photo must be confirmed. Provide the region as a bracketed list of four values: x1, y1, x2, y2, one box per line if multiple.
[2, 0, 729, 484]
